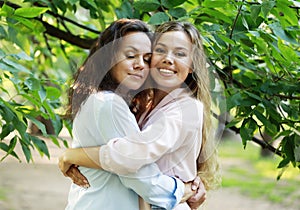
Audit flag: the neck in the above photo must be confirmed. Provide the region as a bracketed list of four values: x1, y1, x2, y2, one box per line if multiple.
[152, 89, 168, 108]
[114, 86, 132, 104]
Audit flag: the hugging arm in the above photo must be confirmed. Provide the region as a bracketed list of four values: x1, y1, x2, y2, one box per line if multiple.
[59, 94, 199, 209]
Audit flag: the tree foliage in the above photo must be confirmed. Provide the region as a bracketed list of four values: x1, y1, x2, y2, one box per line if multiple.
[0, 0, 299, 176]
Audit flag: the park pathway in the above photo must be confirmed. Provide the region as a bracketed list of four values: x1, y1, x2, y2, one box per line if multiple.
[0, 134, 295, 210]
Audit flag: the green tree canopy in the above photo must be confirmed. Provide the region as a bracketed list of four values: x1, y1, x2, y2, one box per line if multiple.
[0, 0, 299, 178]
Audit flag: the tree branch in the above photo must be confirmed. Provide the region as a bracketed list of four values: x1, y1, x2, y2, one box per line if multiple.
[37, 18, 96, 49]
[227, 122, 283, 157]
[212, 112, 283, 157]
[0, 0, 97, 49]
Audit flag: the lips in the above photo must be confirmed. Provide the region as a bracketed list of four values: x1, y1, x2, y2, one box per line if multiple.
[158, 68, 176, 76]
[128, 73, 143, 79]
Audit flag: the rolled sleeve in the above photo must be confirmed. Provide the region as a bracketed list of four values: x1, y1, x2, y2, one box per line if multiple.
[119, 164, 185, 210]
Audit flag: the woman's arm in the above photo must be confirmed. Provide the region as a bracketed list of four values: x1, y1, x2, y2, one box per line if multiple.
[59, 147, 101, 176]
[59, 97, 203, 176]
[59, 93, 201, 208]
[100, 98, 204, 174]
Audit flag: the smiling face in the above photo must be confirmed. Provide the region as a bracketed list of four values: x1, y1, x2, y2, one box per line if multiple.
[110, 32, 151, 91]
[150, 31, 193, 92]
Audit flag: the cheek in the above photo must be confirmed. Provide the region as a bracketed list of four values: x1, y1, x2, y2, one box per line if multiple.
[150, 54, 161, 68]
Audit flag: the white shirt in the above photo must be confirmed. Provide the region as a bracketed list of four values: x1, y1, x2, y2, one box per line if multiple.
[100, 88, 204, 209]
[67, 91, 184, 210]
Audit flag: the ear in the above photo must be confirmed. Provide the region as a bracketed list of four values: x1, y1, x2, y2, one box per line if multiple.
[189, 68, 193, 73]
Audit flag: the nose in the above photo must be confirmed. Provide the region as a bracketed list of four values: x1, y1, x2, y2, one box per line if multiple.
[133, 56, 145, 70]
[162, 53, 174, 65]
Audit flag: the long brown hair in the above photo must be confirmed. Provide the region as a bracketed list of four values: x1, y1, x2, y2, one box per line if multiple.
[66, 19, 152, 119]
[154, 21, 220, 190]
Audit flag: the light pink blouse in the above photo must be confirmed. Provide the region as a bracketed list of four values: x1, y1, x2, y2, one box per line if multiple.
[100, 88, 204, 209]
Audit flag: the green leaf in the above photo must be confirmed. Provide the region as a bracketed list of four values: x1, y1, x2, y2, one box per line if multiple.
[227, 93, 243, 111]
[45, 86, 61, 100]
[278, 40, 298, 62]
[161, 0, 186, 9]
[49, 136, 60, 147]
[275, 0, 299, 26]
[244, 91, 262, 103]
[240, 123, 251, 147]
[0, 137, 20, 162]
[202, 0, 227, 8]
[261, 1, 275, 17]
[21, 142, 32, 163]
[0, 4, 15, 17]
[169, 8, 187, 19]
[282, 135, 295, 162]
[250, 5, 261, 23]
[38, 86, 47, 102]
[1, 58, 31, 74]
[241, 16, 249, 30]
[116, 0, 134, 18]
[0, 123, 14, 140]
[51, 115, 63, 135]
[269, 22, 298, 44]
[225, 117, 243, 129]
[253, 109, 277, 135]
[26, 115, 47, 135]
[14, 7, 49, 18]
[133, 0, 160, 12]
[52, 0, 67, 13]
[7, 26, 31, 55]
[202, 8, 232, 24]
[277, 157, 290, 169]
[12, 117, 28, 141]
[148, 12, 169, 25]
[69, 0, 79, 5]
[0, 103, 15, 123]
[24, 77, 41, 91]
[217, 34, 235, 45]
[31, 135, 50, 158]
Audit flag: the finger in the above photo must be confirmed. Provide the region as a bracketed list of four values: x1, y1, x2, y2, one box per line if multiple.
[67, 166, 90, 188]
[191, 176, 201, 191]
[189, 186, 206, 202]
[188, 194, 206, 209]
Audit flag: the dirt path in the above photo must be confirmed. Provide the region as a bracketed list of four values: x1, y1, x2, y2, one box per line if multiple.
[0, 138, 296, 210]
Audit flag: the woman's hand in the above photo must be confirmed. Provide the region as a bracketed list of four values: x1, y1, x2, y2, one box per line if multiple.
[180, 176, 206, 209]
[66, 165, 90, 188]
[58, 149, 90, 188]
[187, 178, 206, 210]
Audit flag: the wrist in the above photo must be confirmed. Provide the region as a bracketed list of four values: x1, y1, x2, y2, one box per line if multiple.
[63, 148, 75, 165]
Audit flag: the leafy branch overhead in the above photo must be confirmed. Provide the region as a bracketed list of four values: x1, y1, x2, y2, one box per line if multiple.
[0, 0, 299, 177]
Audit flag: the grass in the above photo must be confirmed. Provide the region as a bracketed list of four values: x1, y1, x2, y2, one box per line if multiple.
[0, 188, 6, 201]
[218, 138, 300, 207]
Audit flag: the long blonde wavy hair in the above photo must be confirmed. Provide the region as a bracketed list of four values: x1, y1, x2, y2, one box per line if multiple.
[154, 21, 221, 190]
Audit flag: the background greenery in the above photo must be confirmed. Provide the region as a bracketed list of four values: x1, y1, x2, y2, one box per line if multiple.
[219, 138, 299, 207]
[0, 0, 299, 177]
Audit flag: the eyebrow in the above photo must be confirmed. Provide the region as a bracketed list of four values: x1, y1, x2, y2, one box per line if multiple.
[125, 46, 151, 54]
[124, 46, 138, 51]
[156, 42, 189, 51]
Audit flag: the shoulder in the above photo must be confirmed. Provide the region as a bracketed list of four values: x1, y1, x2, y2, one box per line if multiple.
[87, 91, 127, 106]
[176, 91, 204, 112]
[175, 94, 204, 124]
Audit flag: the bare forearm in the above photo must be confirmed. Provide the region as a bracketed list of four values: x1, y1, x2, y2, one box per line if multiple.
[62, 147, 102, 169]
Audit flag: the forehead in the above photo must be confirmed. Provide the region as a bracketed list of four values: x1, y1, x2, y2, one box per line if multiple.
[120, 32, 151, 53]
[156, 31, 191, 48]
